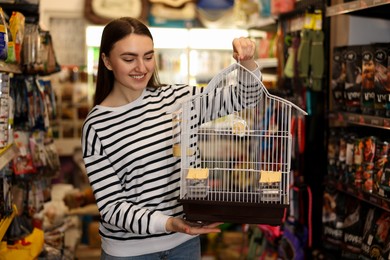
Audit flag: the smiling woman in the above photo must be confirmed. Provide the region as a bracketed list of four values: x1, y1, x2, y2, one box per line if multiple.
[92, 18, 162, 106]
[81, 16, 259, 259]
[100, 34, 156, 106]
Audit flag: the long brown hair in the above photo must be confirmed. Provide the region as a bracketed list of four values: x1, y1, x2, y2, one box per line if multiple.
[93, 17, 161, 106]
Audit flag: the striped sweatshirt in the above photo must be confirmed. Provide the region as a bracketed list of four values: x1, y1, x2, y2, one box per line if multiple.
[81, 65, 261, 257]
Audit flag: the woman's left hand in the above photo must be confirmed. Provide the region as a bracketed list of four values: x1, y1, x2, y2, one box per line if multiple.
[166, 217, 222, 235]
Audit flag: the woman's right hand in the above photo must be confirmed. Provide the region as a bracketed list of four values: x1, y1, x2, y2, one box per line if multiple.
[166, 217, 222, 235]
[232, 37, 257, 71]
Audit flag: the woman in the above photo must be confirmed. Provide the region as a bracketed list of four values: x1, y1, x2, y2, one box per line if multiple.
[82, 17, 260, 259]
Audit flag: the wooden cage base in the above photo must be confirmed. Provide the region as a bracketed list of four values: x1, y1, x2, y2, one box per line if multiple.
[179, 199, 287, 226]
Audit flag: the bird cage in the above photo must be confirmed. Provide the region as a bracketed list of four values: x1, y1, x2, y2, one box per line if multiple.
[174, 63, 307, 225]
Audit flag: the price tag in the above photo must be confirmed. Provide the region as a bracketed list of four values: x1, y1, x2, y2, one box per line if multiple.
[346, 1, 361, 9]
[373, 0, 388, 5]
[326, 7, 337, 16]
[369, 195, 379, 204]
[347, 114, 357, 122]
[369, 117, 381, 126]
[383, 118, 390, 128]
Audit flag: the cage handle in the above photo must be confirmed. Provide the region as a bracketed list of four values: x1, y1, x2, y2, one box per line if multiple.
[202, 62, 262, 95]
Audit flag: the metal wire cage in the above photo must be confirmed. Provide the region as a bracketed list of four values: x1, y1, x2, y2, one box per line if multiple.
[174, 63, 307, 225]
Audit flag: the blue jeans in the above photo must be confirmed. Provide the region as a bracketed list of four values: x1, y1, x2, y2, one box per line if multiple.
[100, 237, 201, 260]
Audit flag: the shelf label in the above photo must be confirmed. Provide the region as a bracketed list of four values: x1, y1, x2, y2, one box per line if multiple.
[346, 114, 357, 122]
[345, 1, 361, 9]
[346, 187, 355, 194]
[333, 112, 390, 129]
[369, 195, 379, 204]
[383, 119, 390, 128]
[360, 0, 374, 6]
[382, 201, 390, 210]
[326, 0, 390, 16]
[369, 118, 382, 126]
[373, 0, 389, 5]
[326, 5, 344, 16]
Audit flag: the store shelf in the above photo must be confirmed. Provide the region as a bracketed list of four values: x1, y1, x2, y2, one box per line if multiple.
[0, 143, 18, 170]
[0, 2, 39, 23]
[326, 0, 390, 17]
[257, 58, 277, 69]
[0, 61, 21, 74]
[330, 111, 390, 130]
[328, 179, 390, 213]
[248, 17, 277, 32]
[262, 74, 278, 82]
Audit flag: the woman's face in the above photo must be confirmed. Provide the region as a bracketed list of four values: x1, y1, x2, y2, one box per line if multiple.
[103, 33, 155, 93]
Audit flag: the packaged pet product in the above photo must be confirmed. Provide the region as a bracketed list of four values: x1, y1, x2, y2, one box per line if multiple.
[6, 11, 25, 64]
[196, 0, 235, 29]
[0, 8, 8, 61]
[387, 44, 390, 118]
[344, 133, 356, 186]
[344, 45, 362, 113]
[337, 131, 347, 182]
[373, 140, 388, 195]
[373, 43, 390, 117]
[353, 137, 364, 189]
[331, 46, 346, 111]
[382, 227, 390, 260]
[360, 208, 390, 260]
[380, 158, 390, 198]
[341, 198, 366, 259]
[362, 136, 376, 193]
[12, 130, 37, 175]
[271, 0, 295, 15]
[361, 44, 376, 115]
[0, 72, 9, 148]
[327, 129, 339, 178]
[148, 0, 197, 27]
[322, 187, 346, 258]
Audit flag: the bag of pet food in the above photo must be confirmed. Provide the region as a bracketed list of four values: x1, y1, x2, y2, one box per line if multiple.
[340, 198, 367, 259]
[322, 186, 346, 258]
[360, 208, 390, 260]
[344, 45, 362, 113]
[373, 43, 390, 117]
[331, 46, 346, 111]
